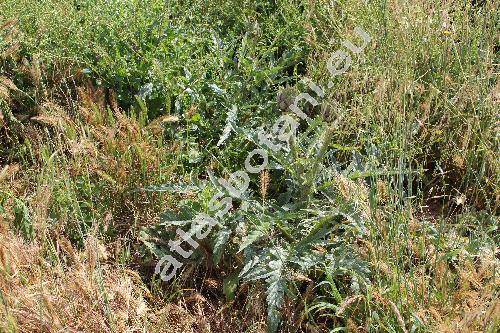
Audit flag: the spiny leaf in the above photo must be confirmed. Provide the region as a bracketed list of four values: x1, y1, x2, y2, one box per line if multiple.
[217, 105, 237, 146]
[238, 224, 269, 253]
[265, 275, 286, 333]
[213, 228, 231, 265]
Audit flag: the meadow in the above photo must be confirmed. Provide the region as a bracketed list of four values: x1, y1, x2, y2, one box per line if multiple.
[0, 0, 498, 332]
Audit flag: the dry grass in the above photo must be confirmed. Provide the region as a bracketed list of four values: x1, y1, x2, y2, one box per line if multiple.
[0, 228, 268, 333]
[0, 230, 156, 332]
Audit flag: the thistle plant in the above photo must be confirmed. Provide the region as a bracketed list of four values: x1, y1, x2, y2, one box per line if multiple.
[143, 114, 372, 332]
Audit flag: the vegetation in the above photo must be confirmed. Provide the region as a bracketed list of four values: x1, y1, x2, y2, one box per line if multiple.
[0, 0, 498, 332]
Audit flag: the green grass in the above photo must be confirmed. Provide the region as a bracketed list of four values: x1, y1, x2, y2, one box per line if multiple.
[0, 0, 498, 332]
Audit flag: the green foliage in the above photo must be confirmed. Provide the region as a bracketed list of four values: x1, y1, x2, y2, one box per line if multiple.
[13, 197, 34, 241]
[0, 191, 34, 241]
[144, 116, 374, 331]
[0, 195, 5, 215]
